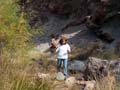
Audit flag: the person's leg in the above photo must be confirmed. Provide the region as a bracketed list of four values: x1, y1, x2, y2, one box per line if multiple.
[57, 59, 62, 72]
[63, 59, 68, 77]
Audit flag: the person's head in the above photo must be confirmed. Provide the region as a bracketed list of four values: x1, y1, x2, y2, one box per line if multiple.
[59, 36, 68, 45]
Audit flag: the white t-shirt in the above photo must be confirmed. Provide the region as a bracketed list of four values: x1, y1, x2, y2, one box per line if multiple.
[56, 44, 71, 59]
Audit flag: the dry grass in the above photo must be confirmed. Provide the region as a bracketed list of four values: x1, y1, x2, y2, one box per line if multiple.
[0, 49, 55, 90]
[0, 0, 119, 90]
[0, 0, 55, 89]
[94, 73, 117, 90]
[0, 48, 119, 90]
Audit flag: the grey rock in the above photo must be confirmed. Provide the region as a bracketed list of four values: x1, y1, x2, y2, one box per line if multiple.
[56, 72, 65, 81]
[68, 60, 86, 72]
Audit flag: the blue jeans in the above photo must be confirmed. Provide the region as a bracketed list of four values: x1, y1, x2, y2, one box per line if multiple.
[57, 58, 68, 76]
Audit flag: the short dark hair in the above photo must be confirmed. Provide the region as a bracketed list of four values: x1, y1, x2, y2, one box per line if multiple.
[59, 36, 68, 45]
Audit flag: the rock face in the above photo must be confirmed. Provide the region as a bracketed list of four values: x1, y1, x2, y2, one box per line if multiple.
[48, 2, 72, 16]
[68, 60, 86, 72]
[56, 72, 65, 81]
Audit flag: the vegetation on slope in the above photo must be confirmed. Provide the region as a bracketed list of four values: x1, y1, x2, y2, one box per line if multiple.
[0, 0, 53, 90]
[0, 0, 119, 90]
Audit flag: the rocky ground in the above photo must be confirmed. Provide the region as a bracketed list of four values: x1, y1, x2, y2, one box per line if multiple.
[32, 55, 120, 90]
[23, 1, 120, 89]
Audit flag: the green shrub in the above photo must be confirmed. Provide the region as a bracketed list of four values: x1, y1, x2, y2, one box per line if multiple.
[0, 0, 54, 90]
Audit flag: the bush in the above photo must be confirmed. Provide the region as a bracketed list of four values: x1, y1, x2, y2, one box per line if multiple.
[0, 0, 30, 51]
[0, 0, 54, 90]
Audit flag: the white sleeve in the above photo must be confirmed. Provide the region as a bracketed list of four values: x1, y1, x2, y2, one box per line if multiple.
[67, 44, 71, 52]
[56, 44, 60, 53]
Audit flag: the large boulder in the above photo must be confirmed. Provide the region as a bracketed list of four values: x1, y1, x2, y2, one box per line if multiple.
[68, 60, 86, 72]
[110, 60, 120, 81]
[84, 57, 120, 81]
[84, 57, 109, 80]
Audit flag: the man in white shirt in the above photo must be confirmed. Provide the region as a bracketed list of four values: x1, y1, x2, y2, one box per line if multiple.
[56, 36, 71, 79]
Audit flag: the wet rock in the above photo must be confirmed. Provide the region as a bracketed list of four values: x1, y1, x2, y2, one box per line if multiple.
[68, 60, 86, 72]
[56, 72, 65, 81]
